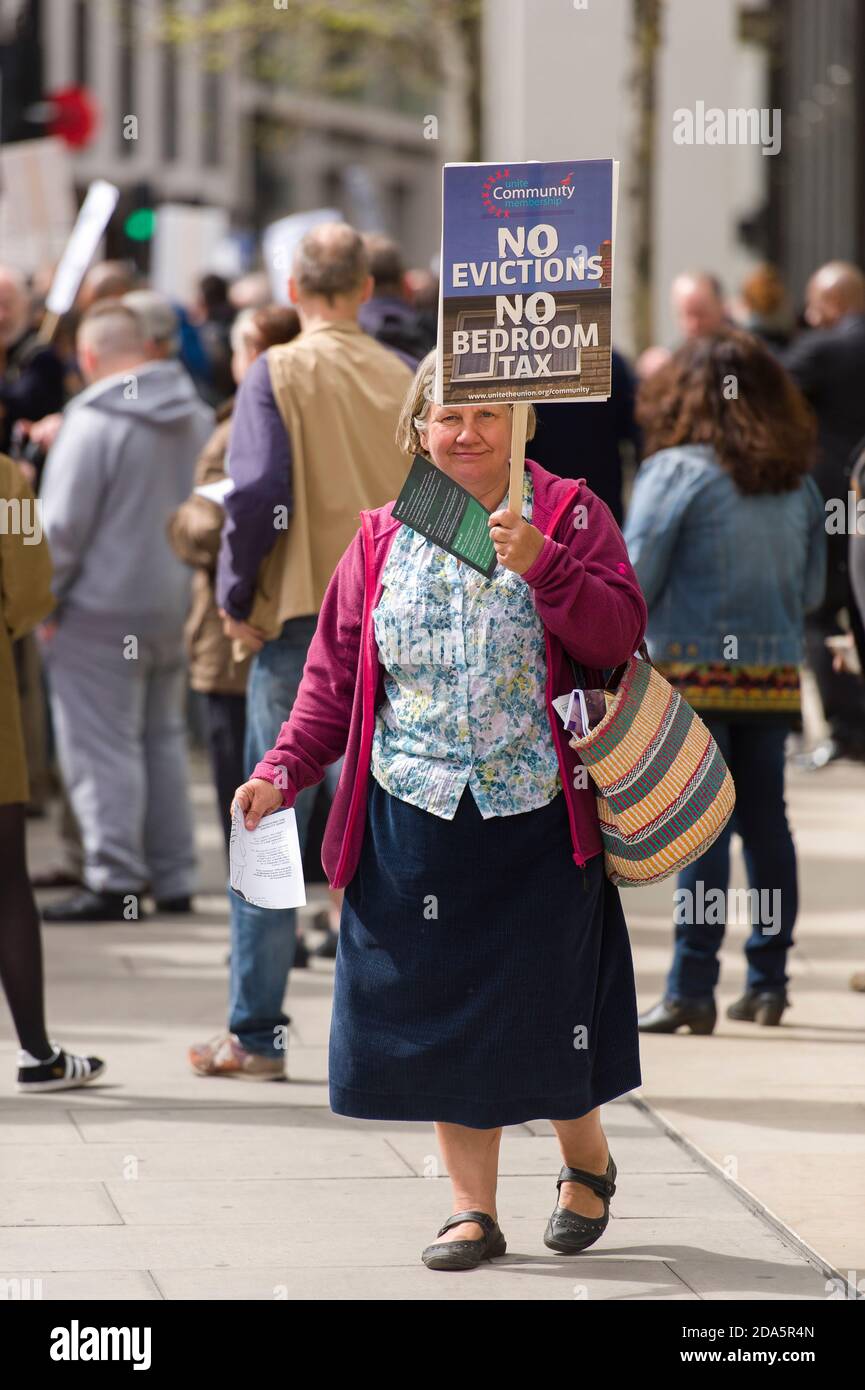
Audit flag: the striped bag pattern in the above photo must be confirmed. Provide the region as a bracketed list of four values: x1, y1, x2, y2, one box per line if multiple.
[568, 655, 736, 887]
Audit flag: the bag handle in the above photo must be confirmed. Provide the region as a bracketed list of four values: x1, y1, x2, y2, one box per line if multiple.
[568, 639, 651, 694]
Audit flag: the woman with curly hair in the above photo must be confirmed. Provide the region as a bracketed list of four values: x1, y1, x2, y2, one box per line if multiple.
[625, 328, 826, 1034]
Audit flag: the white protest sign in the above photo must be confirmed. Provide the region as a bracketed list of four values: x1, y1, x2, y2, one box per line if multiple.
[0, 137, 78, 276]
[45, 179, 120, 316]
[262, 208, 341, 304]
[150, 203, 230, 304]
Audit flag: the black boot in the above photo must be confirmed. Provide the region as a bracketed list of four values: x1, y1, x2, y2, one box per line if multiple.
[312, 928, 339, 959]
[41, 889, 146, 923]
[726, 989, 789, 1025]
[638, 995, 716, 1035]
[155, 895, 194, 914]
[794, 736, 865, 771]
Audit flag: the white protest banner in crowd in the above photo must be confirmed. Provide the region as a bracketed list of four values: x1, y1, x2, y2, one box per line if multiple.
[262, 208, 342, 304]
[151, 203, 230, 304]
[44, 178, 120, 316]
[0, 137, 80, 277]
[435, 158, 619, 407]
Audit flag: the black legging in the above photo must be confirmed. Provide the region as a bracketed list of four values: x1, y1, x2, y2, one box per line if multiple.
[0, 802, 51, 1058]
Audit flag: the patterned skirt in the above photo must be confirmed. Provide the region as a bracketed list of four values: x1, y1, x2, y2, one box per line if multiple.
[328, 777, 642, 1129]
[658, 661, 802, 727]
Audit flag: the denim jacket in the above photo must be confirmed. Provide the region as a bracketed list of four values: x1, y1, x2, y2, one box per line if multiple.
[623, 444, 827, 664]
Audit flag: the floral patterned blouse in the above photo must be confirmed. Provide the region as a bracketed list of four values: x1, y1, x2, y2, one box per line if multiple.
[370, 469, 561, 819]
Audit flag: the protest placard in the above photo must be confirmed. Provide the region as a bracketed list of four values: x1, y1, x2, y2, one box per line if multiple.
[434, 157, 618, 508]
[435, 158, 618, 407]
[0, 137, 78, 277]
[151, 203, 230, 304]
[44, 179, 119, 320]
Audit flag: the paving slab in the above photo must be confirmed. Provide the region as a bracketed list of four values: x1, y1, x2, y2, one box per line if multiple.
[0, 1182, 121, 1227]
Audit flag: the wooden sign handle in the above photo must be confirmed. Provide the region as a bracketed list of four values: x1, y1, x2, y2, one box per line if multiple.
[508, 402, 529, 514]
[36, 311, 59, 346]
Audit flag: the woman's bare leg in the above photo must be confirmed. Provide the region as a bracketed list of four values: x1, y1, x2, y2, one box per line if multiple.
[431, 1121, 503, 1241]
[549, 1108, 611, 1218]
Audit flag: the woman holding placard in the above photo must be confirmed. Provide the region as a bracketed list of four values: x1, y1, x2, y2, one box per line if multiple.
[231, 350, 647, 1271]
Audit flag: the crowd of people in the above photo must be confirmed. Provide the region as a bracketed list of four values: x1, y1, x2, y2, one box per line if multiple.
[1, 226, 864, 1140]
[0, 228, 430, 1090]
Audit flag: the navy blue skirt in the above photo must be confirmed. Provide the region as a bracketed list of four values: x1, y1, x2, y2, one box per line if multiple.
[328, 779, 642, 1129]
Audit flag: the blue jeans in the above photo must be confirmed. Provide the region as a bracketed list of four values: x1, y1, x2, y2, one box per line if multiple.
[666, 721, 798, 1001]
[228, 616, 341, 1056]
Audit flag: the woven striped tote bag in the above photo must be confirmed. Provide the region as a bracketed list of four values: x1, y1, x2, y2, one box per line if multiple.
[567, 648, 736, 887]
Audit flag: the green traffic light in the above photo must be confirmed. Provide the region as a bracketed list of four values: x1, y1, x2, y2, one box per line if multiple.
[124, 208, 156, 241]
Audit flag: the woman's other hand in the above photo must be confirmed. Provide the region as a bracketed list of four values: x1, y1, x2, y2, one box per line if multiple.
[488, 508, 544, 576]
[231, 777, 284, 830]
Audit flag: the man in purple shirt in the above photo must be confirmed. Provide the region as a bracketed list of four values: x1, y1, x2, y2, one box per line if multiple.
[216, 250, 414, 631]
[215, 352, 294, 631]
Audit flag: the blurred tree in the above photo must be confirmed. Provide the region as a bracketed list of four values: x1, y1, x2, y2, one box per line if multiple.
[158, 0, 482, 160]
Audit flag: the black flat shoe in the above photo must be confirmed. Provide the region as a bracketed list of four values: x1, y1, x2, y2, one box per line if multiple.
[312, 928, 339, 959]
[310, 909, 339, 958]
[794, 736, 865, 771]
[421, 1209, 507, 1270]
[30, 865, 82, 890]
[544, 1152, 617, 1254]
[155, 895, 194, 914]
[41, 889, 146, 923]
[726, 988, 789, 1025]
[638, 995, 716, 1034]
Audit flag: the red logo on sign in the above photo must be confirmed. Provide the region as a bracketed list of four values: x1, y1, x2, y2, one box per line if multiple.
[482, 169, 511, 219]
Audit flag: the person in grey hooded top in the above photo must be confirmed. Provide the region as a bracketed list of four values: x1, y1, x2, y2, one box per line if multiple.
[38, 300, 214, 922]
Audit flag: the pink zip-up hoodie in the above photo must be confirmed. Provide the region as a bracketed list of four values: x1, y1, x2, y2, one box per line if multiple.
[251, 457, 648, 889]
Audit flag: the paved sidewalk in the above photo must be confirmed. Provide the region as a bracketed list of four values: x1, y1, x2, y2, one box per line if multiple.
[0, 756, 861, 1301]
[625, 758, 865, 1284]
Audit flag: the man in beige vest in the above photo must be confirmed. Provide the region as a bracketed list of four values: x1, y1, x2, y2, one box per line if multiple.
[192, 223, 413, 1079]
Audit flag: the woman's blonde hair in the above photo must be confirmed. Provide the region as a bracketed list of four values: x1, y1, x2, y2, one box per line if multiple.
[396, 349, 537, 459]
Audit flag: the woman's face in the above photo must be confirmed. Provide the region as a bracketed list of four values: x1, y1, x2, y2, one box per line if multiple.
[420, 403, 511, 501]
